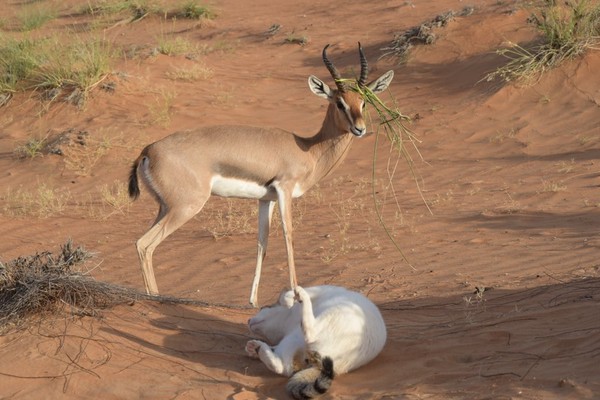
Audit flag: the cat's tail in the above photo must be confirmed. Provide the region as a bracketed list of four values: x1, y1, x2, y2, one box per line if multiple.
[286, 354, 334, 399]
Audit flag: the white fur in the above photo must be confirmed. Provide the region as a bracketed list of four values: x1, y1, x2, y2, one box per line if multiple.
[245, 285, 386, 377]
[210, 175, 270, 199]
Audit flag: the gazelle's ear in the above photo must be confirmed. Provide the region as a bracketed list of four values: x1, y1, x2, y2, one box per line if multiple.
[367, 70, 394, 94]
[308, 75, 333, 99]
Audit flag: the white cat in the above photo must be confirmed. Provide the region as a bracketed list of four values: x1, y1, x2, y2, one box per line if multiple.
[245, 285, 387, 399]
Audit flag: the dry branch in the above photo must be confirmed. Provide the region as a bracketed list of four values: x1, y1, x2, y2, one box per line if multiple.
[0, 240, 252, 334]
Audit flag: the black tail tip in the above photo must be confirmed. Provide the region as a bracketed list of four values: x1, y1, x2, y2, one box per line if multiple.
[321, 356, 334, 379]
[128, 161, 141, 200]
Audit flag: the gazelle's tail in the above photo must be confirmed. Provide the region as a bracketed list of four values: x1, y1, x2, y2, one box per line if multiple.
[286, 352, 334, 399]
[128, 154, 145, 200]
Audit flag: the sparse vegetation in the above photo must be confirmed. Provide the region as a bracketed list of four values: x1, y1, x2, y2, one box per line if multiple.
[146, 89, 176, 126]
[14, 135, 48, 159]
[485, 0, 600, 83]
[489, 127, 518, 143]
[100, 181, 132, 213]
[284, 33, 309, 46]
[210, 39, 238, 54]
[0, 37, 39, 96]
[62, 133, 113, 176]
[179, 1, 216, 19]
[2, 184, 71, 218]
[0, 35, 112, 106]
[0, 241, 232, 334]
[203, 199, 256, 240]
[18, 3, 57, 31]
[541, 179, 567, 192]
[156, 35, 198, 56]
[81, 0, 162, 19]
[33, 36, 113, 106]
[165, 63, 213, 81]
[556, 159, 576, 173]
[380, 7, 474, 63]
[0, 241, 140, 333]
[463, 286, 489, 324]
[81, 0, 137, 16]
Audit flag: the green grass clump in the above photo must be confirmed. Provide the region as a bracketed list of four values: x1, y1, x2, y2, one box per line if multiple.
[82, 0, 159, 18]
[485, 0, 600, 83]
[18, 4, 57, 31]
[81, 0, 133, 15]
[0, 35, 112, 105]
[156, 35, 198, 56]
[33, 37, 113, 100]
[0, 37, 39, 95]
[179, 1, 216, 19]
[14, 136, 48, 159]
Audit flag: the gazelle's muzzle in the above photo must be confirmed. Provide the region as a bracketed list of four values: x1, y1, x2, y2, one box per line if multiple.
[351, 125, 366, 137]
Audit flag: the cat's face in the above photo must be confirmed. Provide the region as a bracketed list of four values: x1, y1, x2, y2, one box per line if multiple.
[248, 289, 299, 343]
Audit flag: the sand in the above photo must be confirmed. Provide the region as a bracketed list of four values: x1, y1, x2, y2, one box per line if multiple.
[1, 0, 599, 398]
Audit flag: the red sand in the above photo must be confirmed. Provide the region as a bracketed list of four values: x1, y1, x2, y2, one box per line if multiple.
[1, 0, 599, 398]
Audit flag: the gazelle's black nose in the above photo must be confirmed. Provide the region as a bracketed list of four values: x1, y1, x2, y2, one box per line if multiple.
[352, 126, 366, 136]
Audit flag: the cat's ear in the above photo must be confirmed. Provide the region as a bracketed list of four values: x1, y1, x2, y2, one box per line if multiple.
[279, 289, 295, 309]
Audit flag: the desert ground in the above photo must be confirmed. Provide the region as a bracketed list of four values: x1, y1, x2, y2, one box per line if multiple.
[1, 0, 599, 398]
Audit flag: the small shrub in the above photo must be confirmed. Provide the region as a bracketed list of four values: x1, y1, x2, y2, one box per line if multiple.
[2, 184, 71, 218]
[0, 241, 142, 333]
[146, 89, 176, 126]
[100, 181, 131, 214]
[485, 0, 600, 83]
[14, 136, 47, 159]
[541, 180, 567, 193]
[156, 35, 198, 56]
[284, 33, 309, 46]
[380, 7, 474, 63]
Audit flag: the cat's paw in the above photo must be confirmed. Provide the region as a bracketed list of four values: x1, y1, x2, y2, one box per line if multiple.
[281, 289, 295, 308]
[245, 340, 264, 358]
[294, 286, 309, 303]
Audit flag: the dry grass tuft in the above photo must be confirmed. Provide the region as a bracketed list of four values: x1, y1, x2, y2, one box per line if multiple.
[0, 241, 250, 334]
[380, 7, 474, 63]
[484, 0, 600, 84]
[0, 241, 135, 333]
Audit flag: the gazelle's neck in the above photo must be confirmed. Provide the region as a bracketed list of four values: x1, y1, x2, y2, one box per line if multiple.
[302, 104, 356, 184]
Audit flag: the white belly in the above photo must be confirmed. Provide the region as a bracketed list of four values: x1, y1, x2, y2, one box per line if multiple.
[210, 175, 271, 199]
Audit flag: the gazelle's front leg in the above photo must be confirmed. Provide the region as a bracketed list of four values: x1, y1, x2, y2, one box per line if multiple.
[250, 200, 275, 307]
[295, 286, 317, 344]
[275, 184, 298, 290]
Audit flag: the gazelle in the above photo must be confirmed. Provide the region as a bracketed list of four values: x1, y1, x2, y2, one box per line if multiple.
[128, 43, 394, 306]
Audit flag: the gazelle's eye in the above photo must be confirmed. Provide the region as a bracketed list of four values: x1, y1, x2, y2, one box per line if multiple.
[362, 102, 366, 110]
[336, 101, 345, 110]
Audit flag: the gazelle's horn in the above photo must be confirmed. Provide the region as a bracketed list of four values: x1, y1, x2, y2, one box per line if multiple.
[357, 42, 369, 87]
[322, 44, 346, 93]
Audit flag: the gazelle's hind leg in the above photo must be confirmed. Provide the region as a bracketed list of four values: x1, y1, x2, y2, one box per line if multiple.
[136, 197, 208, 295]
[250, 200, 275, 307]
